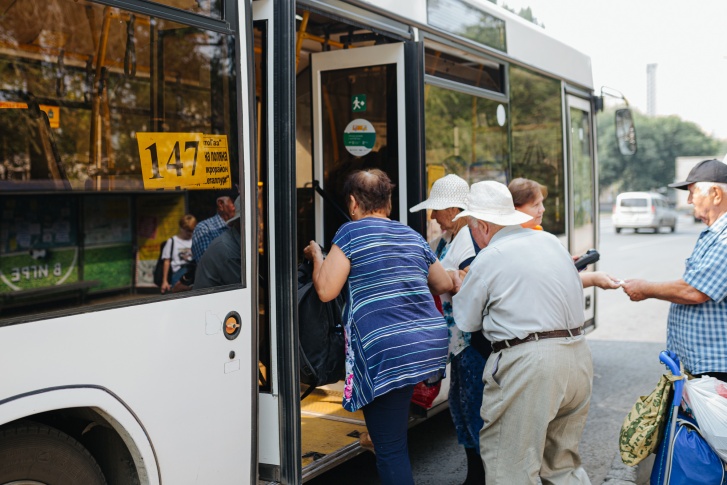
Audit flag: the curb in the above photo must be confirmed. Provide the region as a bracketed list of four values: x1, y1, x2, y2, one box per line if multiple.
[602, 454, 654, 485]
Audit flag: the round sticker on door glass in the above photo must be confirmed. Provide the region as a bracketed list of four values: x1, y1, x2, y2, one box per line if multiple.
[496, 104, 507, 127]
[343, 119, 376, 157]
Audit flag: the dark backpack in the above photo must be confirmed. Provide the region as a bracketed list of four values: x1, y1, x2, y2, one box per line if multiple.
[153, 238, 174, 287]
[297, 259, 345, 399]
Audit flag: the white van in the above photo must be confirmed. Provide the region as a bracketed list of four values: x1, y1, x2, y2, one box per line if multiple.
[612, 192, 678, 233]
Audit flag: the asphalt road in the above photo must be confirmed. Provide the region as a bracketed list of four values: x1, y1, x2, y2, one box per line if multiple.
[308, 214, 704, 484]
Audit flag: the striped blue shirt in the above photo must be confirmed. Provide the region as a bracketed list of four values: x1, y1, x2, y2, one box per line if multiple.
[332, 218, 448, 412]
[668, 213, 727, 374]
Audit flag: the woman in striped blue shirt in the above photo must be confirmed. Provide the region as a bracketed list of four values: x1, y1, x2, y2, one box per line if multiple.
[304, 169, 452, 485]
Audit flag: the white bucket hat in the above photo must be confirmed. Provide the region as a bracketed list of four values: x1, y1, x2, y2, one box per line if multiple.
[453, 180, 533, 226]
[409, 174, 469, 212]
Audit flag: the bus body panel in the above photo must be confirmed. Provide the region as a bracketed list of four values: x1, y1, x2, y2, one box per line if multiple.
[0, 290, 254, 483]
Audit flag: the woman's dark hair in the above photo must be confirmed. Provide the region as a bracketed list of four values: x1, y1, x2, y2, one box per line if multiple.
[343, 169, 395, 216]
[508, 177, 548, 208]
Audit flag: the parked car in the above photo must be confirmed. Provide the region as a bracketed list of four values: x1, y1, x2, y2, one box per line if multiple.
[612, 192, 678, 233]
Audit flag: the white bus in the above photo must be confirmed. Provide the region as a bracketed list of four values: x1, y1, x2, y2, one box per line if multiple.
[0, 0, 634, 483]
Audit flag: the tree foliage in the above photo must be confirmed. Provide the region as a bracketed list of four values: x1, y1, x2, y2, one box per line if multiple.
[598, 109, 727, 193]
[500, 4, 544, 27]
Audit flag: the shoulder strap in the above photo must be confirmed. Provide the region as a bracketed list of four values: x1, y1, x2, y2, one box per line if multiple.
[435, 237, 447, 259]
[457, 231, 480, 270]
[470, 230, 481, 255]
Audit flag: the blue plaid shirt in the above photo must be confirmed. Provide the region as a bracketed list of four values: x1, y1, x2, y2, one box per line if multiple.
[668, 212, 727, 374]
[191, 214, 228, 262]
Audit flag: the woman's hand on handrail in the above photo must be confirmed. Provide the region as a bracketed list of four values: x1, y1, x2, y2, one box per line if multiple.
[303, 240, 323, 262]
[304, 241, 350, 303]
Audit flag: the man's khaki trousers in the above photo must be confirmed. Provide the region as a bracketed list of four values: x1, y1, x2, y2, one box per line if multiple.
[479, 335, 593, 485]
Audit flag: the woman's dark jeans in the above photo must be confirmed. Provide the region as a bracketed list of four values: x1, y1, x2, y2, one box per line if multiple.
[362, 385, 416, 485]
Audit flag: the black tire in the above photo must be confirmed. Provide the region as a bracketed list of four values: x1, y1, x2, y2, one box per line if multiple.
[670, 225, 676, 233]
[0, 421, 107, 485]
[615, 227, 622, 234]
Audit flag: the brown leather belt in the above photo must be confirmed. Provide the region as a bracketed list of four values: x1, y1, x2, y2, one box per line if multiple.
[491, 326, 584, 353]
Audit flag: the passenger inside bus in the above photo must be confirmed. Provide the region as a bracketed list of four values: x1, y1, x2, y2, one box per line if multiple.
[194, 196, 242, 290]
[159, 214, 197, 294]
[191, 194, 237, 263]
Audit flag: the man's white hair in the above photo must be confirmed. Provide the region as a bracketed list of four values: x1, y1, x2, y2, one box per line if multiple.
[694, 181, 727, 196]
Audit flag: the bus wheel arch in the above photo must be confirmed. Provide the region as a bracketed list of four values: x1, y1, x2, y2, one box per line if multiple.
[0, 388, 158, 485]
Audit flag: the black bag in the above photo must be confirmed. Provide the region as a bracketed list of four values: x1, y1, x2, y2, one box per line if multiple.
[297, 259, 345, 399]
[153, 238, 174, 287]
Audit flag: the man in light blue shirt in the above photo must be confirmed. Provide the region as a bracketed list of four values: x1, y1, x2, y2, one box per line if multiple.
[453, 181, 591, 485]
[624, 159, 727, 381]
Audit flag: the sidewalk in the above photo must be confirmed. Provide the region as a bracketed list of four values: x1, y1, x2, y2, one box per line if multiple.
[603, 454, 654, 485]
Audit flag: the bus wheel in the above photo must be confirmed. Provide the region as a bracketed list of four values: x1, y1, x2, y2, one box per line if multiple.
[0, 421, 107, 485]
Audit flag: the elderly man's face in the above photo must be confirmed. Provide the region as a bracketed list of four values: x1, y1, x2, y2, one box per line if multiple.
[689, 184, 713, 225]
[218, 197, 236, 221]
[688, 182, 727, 226]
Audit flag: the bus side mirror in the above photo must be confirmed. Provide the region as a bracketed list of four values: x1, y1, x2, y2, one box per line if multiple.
[615, 108, 637, 156]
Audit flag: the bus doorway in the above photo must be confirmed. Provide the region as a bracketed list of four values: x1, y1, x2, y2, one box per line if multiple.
[311, 43, 408, 245]
[297, 35, 411, 481]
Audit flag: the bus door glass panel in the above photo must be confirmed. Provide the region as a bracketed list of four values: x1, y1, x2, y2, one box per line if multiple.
[311, 43, 407, 247]
[423, 85, 509, 242]
[509, 66, 565, 239]
[567, 97, 595, 257]
[567, 95, 596, 323]
[0, 0, 242, 315]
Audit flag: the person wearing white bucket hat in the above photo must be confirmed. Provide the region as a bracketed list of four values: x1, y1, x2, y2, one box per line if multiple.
[453, 180, 593, 485]
[410, 174, 487, 484]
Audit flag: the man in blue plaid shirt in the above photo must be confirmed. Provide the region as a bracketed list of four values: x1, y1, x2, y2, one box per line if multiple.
[623, 159, 727, 382]
[191, 195, 236, 262]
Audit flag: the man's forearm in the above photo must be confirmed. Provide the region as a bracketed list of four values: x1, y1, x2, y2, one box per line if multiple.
[623, 278, 709, 304]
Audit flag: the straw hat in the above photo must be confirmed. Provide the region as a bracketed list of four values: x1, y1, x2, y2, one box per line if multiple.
[453, 181, 533, 226]
[409, 174, 469, 212]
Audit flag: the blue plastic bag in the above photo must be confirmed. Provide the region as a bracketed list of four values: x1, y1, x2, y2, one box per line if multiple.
[650, 413, 725, 485]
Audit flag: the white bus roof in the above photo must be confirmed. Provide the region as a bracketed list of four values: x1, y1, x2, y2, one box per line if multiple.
[361, 0, 594, 90]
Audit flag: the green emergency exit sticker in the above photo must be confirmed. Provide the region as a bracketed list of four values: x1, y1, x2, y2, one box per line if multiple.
[351, 94, 366, 112]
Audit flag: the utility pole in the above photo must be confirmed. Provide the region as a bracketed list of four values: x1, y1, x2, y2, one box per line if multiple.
[646, 63, 657, 116]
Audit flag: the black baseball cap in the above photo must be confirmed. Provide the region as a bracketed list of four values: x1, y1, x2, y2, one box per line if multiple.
[668, 159, 727, 190]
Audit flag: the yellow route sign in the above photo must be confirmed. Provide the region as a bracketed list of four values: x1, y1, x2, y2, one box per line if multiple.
[136, 132, 232, 190]
[0, 102, 61, 128]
